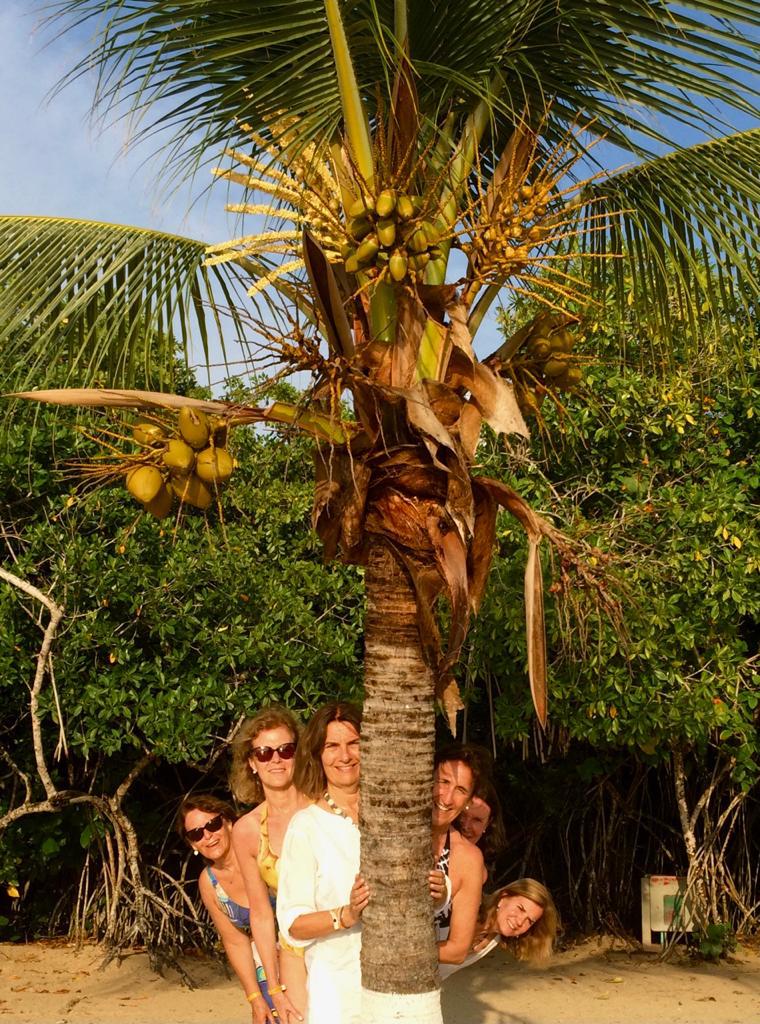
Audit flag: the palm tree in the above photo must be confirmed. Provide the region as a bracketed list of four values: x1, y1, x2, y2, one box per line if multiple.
[2, 3, 759, 1021]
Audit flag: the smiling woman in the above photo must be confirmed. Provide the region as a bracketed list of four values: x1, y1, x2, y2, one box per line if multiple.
[276, 702, 367, 1024]
[439, 878, 558, 980]
[176, 795, 286, 1024]
[431, 745, 488, 969]
[230, 706, 311, 1018]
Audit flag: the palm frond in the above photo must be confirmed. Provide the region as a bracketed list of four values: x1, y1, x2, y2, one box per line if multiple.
[0, 216, 250, 391]
[580, 128, 760, 345]
[51, 1, 760, 177]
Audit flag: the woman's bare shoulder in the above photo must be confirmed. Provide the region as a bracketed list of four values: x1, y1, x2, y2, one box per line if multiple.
[232, 805, 263, 842]
[197, 864, 213, 900]
[450, 829, 485, 867]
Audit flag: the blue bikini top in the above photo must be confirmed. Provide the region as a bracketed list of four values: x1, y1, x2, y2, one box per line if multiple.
[206, 867, 250, 931]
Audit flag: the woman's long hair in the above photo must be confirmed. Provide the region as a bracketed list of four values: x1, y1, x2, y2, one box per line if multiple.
[480, 878, 559, 962]
[294, 701, 362, 800]
[229, 705, 302, 805]
[466, 776, 508, 863]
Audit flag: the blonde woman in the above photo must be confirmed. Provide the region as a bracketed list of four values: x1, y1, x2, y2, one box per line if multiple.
[230, 705, 311, 1019]
[439, 878, 559, 979]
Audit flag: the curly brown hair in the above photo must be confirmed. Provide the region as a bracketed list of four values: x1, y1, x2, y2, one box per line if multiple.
[175, 794, 237, 844]
[293, 701, 362, 800]
[229, 705, 302, 805]
[480, 878, 559, 962]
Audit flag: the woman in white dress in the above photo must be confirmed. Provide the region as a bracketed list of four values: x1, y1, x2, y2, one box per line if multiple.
[276, 702, 368, 1024]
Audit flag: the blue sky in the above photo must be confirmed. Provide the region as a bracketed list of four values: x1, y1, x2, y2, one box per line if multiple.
[0, 2, 230, 243]
[5, 4, 757, 239]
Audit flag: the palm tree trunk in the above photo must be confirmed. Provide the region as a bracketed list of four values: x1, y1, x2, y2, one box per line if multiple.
[360, 540, 442, 1024]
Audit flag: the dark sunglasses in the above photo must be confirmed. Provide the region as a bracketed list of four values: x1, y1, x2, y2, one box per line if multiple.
[251, 741, 297, 763]
[185, 814, 225, 843]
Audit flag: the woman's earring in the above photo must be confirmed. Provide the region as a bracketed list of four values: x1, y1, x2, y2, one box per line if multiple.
[193, 849, 199, 857]
[251, 767, 258, 775]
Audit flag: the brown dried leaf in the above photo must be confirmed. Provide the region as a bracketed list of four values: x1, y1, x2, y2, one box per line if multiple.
[418, 284, 458, 326]
[400, 385, 457, 470]
[388, 51, 420, 181]
[471, 363, 529, 438]
[525, 538, 548, 728]
[474, 476, 543, 538]
[438, 674, 465, 734]
[393, 290, 427, 387]
[312, 451, 343, 561]
[485, 121, 534, 218]
[427, 514, 470, 674]
[365, 491, 436, 552]
[12, 387, 237, 416]
[468, 483, 499, 614]
[448, 358, 529, 440]
[422, 380, 464, 430]
[369, 453, 446, 502]
[443, 449, 475, 543]
[456, 402, 483, 461]
[312, 448, 370, 560]
[302, 229, 354, 359]
[447, 302, 475, 368]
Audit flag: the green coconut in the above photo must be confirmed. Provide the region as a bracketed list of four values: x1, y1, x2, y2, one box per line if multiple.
[132, 422, 165, 446]
[127, 465, 164, 504]
[163, 439, 196, 473]
[170, 473, 213, 510]
[195, 447, 234, 485]
[145, 484, 174, 519]
[178, 407, 210, 449]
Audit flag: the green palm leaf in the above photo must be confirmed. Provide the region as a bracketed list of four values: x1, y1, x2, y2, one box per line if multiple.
[579, 129, 760, 345]
[53, 1, 759, 173]
[0, 216, 250, 391]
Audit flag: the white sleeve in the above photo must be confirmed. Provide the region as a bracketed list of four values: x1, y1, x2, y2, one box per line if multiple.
[276, 813, 318, 949]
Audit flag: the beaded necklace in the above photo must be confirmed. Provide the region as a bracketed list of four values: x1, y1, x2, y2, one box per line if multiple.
[323, 790, 359, 827]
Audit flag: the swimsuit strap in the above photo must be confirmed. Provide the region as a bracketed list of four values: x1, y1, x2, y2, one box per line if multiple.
[435, 830, 451, 873]
[258, 803, 271, 860]
[434, 831, 453, 935]
[257, 802, 280, 896]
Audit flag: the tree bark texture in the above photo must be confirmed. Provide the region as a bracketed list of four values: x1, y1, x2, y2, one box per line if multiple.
[360, 540, 440, 1003]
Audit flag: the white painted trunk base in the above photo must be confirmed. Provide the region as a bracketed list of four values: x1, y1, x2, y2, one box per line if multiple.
[361, 986, 443, 1024]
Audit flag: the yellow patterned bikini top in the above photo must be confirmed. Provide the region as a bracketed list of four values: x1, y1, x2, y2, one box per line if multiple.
[257, 803, 280, 894]
[259, 803, 304, 958]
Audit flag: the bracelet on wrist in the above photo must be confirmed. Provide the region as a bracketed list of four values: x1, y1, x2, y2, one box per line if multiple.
[329, 908, 341, 931]
[339, 904, 349, 928]
[246, 991, 263, 1003]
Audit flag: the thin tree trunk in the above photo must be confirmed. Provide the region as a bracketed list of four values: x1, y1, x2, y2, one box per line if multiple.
[360, 540, 442, 1024]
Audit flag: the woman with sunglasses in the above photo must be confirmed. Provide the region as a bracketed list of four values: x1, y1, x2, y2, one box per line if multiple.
[438, 878, 558, 979]
[276, 701, 368, 1024]
[177, 795, 291, 1024]
[230, 706, 311, 1017]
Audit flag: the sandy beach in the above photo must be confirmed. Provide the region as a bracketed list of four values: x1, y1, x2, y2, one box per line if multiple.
[1, 937, 758, 1024]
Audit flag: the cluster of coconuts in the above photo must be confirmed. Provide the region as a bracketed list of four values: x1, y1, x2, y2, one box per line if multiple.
[517, 315, 583, 400]
[341, 190, 443, 284]
[126, 407, 234, 518]
[469, 181, 551, 264]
